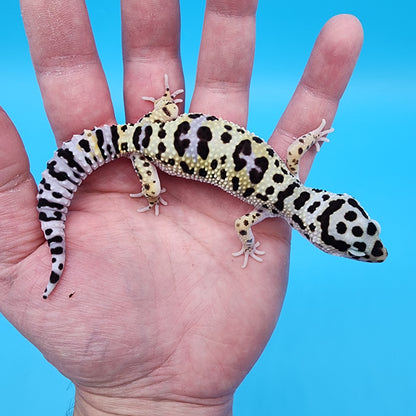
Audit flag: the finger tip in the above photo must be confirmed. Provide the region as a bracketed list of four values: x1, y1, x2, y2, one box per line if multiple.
[321, 14, 364, 55]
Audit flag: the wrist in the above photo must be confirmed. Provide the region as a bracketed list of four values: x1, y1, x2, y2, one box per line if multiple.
[72, 388, 233, 416]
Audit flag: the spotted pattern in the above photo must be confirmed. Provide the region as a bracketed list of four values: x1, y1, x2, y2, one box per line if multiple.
[37, 75, 387, 299]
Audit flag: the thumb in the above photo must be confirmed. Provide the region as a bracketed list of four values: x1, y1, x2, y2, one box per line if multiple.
[0, 107, 42, 300]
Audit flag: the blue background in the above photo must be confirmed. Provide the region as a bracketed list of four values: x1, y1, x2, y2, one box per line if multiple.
[0, 0, 414, 414]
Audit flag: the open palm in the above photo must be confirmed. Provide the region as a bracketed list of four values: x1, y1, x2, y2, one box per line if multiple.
[0, 1, 363, 415]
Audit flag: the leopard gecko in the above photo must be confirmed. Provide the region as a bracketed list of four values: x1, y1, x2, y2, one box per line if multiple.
[37, 75, 387, 299]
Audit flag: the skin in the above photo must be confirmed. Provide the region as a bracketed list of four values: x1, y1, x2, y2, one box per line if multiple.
[0, 1, 363, 415]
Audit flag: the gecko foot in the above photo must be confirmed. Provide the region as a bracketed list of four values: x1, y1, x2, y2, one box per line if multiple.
[130, 188, 167, 216]
[313, 119, 334, 152]
[232, 241, 265, 268]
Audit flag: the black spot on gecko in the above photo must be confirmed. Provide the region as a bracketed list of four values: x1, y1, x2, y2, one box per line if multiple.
[45, 228, 53, 236]
[232, 177, 239, 191]
[197, 126, 213, 160]
[317, 199, 350, 252]
[110, 125, 120, 155]
[50, 247, 64, 255]
[120, 142, 128, 152]
[174, 121, 191, 157]
[197, 126, 212, 141]
[292, 214, 306, 230]
[38, 211, 62, 222]
[46, 160, 76, 184]
[158, 142, 167, 154]
[199, 168, 208, 177]
[307, 201, 321, 213]
[266, 148, 275, 157]
[354, 242, 367, 252]
[180, 161, 194, 175]
[40, 178, 51, 190]
[233, 139, 252, 171]
[348, 198, 369, 219]
[253, 136, 263, 144]
[273, 173, 284, 183]
[211, 159, 218, 170]
[95, 129, 107, 160]
[78, 139, 91, 152]
[249, 157, 269, 184]
[47, 235, 63, 245]
[221, 132, 232, 143]
[162, 106, 171, 117]
[265, 186, 275, 195]
[344, 211, 357, 222]
[158, 125, 167, 138]
[352, 226, 364, 237]
[132, 126, 142, 150]
[37, 198, 64, 210]
[293, 191, 311, 210]
[220, 169, 227, 180]
[49, 271, 60, 284]
[224, 125, 232, 131]
[142, 125, 153, 148]
[371, 240, 384, 257]
[57, 148, 85, 174]
[206, 115, 218, 121]
[336, 222, 347, 234]
[367, 222, 377, 236]
[256, 193, 268, 202]
[243, 187, 255, 198]
[188, 113, 202, 119]
[274, 183, 300, 211]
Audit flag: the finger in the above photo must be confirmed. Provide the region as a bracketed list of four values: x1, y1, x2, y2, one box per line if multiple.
[271, 14, 364, 181]
[121, 0, 184, 123]
[20, 0, 115, 144]
[0, 108, 40, 274]
[190, 0, 258, 126]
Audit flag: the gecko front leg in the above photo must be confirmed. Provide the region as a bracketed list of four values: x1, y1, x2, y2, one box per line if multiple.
[232, 208, 273, 268]
[286, 119, 334, 177]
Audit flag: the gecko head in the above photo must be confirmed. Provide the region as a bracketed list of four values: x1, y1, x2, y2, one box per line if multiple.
[315, 193, 388, 263]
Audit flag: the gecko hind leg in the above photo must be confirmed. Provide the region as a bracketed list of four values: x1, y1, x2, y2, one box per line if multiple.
[232, 208, 273, 268]
[129, 155, 167, 216]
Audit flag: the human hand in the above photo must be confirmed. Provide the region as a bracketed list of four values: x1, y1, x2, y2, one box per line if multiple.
[0, 1, 363, 415]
